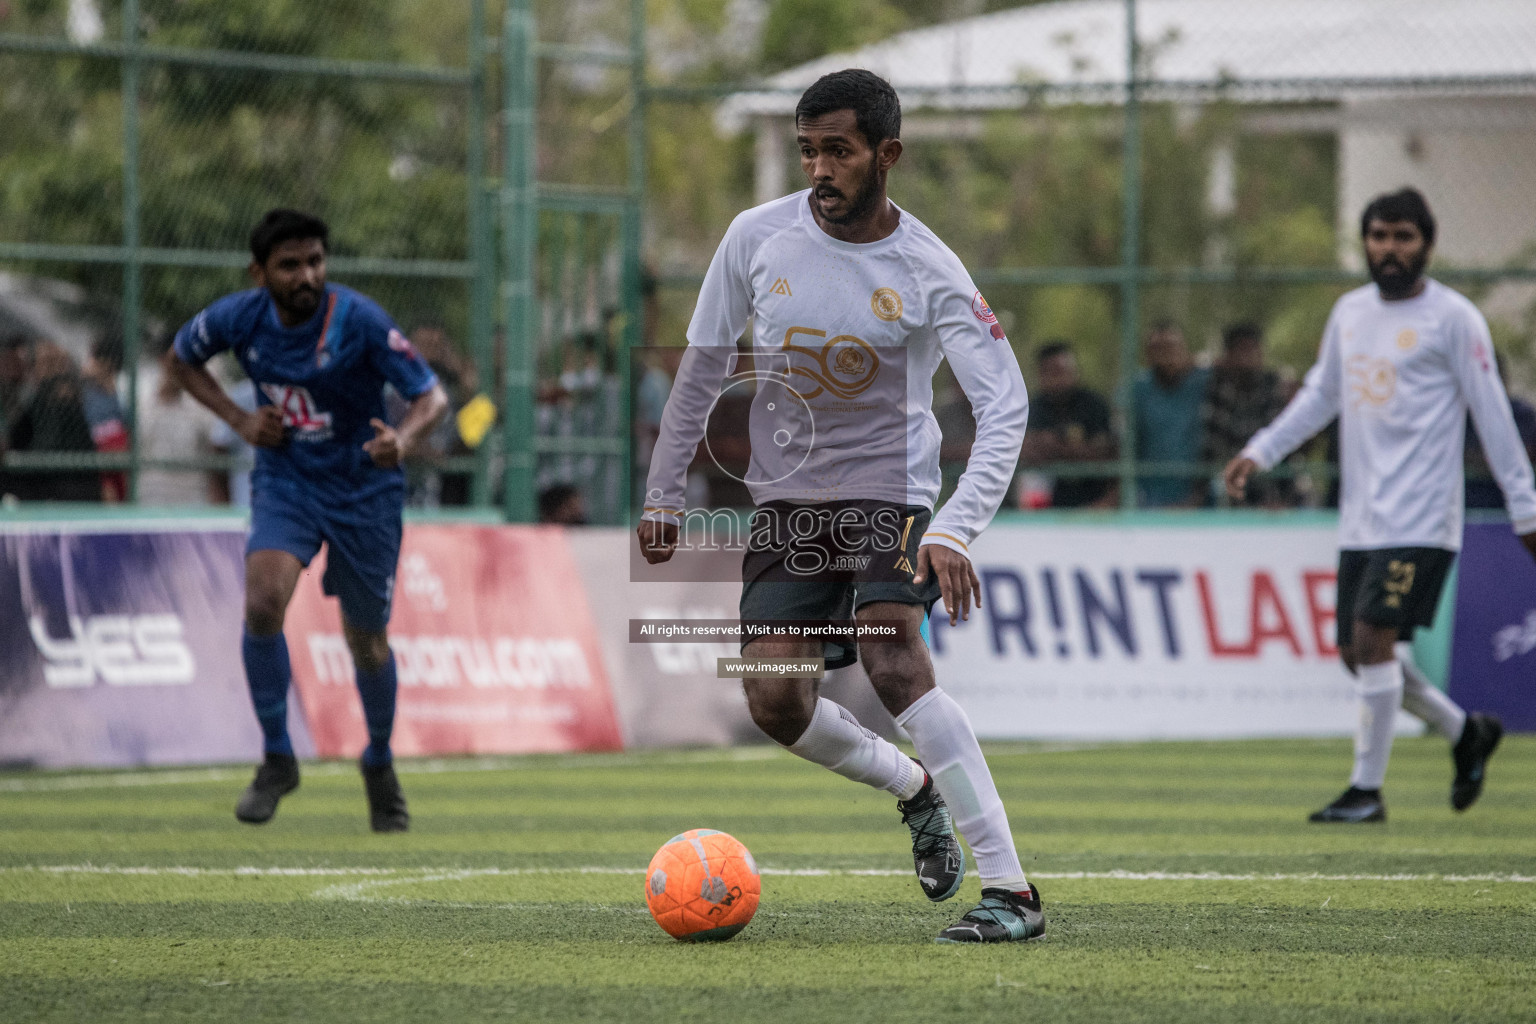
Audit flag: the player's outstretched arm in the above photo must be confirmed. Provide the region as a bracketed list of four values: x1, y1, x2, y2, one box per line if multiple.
[1230, 314, 1345, 494]
[170, 355, 284, 448]
[364, 382, 448, 469]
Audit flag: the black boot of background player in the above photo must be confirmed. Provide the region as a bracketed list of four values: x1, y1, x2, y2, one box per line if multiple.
[361, 758, 410, 833]
[1309, 786, 1386, 823]
[1452, 712, 1503, 812]
[235, 753, 300, 824]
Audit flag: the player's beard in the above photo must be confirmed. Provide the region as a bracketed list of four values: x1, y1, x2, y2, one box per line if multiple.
[276, 284, 323, 323]
[816, 156, 882, 226]
[1368, 248, 1428, 300]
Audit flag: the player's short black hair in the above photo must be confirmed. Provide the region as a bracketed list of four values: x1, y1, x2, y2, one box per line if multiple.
[795, 69, 901, 149]
[1222, 322, 1263, 351]
[249, 208, 329, 266]
[1360, 188, 1436, 245]
[1036, 340, 1074, 366]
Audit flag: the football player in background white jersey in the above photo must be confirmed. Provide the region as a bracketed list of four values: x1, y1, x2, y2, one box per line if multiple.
[1226, 188, 1536, 823]
[637, 70, 1042, 942]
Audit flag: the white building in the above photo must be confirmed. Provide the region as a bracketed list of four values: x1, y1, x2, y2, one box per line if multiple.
[720, 0, 1536, 273]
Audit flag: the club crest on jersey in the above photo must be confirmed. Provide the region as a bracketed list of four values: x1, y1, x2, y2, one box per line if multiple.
[1396, 328, 1417, 351]
[834, 346, 867, 378]
[871, 287, 903, 322]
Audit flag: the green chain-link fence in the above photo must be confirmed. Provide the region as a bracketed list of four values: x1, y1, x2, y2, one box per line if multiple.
[0, 0, 502, 512]
[6, 1, 1536, 523]
[639, 0, 1536, 515]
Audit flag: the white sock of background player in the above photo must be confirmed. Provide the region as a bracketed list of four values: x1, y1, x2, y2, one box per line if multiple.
[1394, 641, 1466, 741]
[896, 688, 1030, 893]
[1350, 660, 1405, 791]
[787, 697, 925, 800]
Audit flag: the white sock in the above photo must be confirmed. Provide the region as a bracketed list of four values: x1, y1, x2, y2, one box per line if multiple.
[1395, 641, 1466, 742]
[895, 688, 1028, 892]
[1350, 661, 1404, 791]
[787, 698, 923, 799]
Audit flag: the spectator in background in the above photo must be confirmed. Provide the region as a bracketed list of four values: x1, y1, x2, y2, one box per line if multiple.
[537, 482, 588, 525]
[1019, 340, 1117, 508]
[406, 321, 476, 507]
[934, 365, 977, 504]
[0, 332, 30, 497]
[4, 338, 100, 501]
[136, 347, 219, 505]
[1466, 354, 1536, 509]
[1203, 323, 1292, 507]
[1132, 320, 1209, 507]
[81, 336, 128, 502]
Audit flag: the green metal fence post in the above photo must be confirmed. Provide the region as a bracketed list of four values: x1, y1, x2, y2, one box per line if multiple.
[620, 0, 646, 523]
[501, 0, 537, 522]
[467, 0, 494, 508]
[122, 0, 143, 501]
[1116, 0, 1141, 511]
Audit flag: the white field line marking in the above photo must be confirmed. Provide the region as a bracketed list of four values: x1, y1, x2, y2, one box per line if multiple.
[0, 744, 1106, 794]
[5, 865, 1535, 884]
[0, 749, 795, 793]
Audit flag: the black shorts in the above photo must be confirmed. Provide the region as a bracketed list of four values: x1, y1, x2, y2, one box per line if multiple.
[738, 500, 942, 670]
[1335, 546, 1455, 648]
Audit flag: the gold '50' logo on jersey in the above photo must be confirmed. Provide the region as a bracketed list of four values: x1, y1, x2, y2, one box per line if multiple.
[781, 327, 881, 400]
[1346, 355, 1397, 408]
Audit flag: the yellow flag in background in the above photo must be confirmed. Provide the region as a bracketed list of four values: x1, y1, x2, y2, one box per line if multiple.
[456, 394, 497, 449]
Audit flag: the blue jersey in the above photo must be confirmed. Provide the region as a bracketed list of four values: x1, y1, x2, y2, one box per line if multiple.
[173, 284, 437, 506]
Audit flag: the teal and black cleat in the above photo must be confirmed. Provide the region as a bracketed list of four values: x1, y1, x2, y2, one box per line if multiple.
[1452, 712, 1502, 812]
[935, 884, 1046, 944]
[897, 770, 964, 902]
[1309, 786, 1386, 823]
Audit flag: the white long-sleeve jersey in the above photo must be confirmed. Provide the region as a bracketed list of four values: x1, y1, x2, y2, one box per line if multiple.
[643, 191, 1029, 559]
[1243, 279, 1536, 551]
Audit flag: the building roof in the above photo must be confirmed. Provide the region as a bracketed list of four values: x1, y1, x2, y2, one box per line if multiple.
[719, 0, 1536, 128]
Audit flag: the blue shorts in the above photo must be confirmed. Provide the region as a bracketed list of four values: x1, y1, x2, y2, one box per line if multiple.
[247, 482, 402, 632]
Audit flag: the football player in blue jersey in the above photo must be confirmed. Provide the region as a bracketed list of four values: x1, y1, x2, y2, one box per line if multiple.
[171, 209, 448, 832]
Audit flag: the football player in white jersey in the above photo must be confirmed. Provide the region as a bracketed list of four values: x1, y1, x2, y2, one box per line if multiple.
[1226, 188, 1536, 823]
[637, 70, 1041, 942]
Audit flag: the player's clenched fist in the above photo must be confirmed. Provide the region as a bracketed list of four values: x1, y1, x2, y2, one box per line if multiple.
[239, 405, 286, 448]
[635, 519, 679, 564]
[363, 418, 402, 468]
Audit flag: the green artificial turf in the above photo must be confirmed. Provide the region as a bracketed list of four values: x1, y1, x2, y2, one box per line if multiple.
[3, 737, 1534, 1023]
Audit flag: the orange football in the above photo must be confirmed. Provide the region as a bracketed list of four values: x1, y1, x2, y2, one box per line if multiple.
[644, 829, 761, 941]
